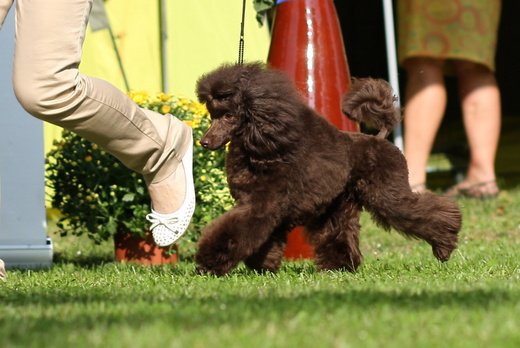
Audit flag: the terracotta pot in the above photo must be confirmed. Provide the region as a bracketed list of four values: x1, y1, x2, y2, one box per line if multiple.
[114, 231, 178, 265]
[267, 0, 358, 260]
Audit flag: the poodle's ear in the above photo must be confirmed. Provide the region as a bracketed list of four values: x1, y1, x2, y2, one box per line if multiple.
[196, 90, 210, 105]
[196, 77, 215, 105]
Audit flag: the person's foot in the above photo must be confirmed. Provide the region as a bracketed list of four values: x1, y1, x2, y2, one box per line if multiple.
[0, 259, 7, 280]
[445, 180, 499, 199]
[146, 137, 196, 247]
[410, 182, 428, 193]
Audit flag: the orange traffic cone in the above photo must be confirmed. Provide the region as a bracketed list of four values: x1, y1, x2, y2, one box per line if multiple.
[267, 0, 358, 260]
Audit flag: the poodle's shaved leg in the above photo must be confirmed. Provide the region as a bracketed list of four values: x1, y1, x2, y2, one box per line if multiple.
[195, 206, 282, 276]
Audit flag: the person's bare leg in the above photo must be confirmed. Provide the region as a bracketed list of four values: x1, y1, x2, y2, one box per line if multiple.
[147, 162, 187, 213]
[403, 58, 447, 189]
[452, 60, 500, 193]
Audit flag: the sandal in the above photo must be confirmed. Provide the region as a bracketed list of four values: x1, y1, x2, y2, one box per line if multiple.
[410, 182, 427, 193]
[146, 134, 196, 247]
[445, 180, 499, 199]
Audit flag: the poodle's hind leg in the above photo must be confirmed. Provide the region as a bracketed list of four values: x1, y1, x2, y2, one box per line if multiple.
[244, 227, 287, 273]
[358, 181, 462, 262]
[195, 206, 282, 276]
[306, 198, 364, 272]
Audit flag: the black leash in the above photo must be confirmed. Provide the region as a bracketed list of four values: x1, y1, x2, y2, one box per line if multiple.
[238, 0, 246, 64]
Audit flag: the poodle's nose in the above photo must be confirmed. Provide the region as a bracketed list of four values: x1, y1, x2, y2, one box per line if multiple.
[200, 139, 210, 148]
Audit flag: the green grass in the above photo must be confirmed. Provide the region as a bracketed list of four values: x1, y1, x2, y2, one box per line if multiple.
[2, 187, 520, 348]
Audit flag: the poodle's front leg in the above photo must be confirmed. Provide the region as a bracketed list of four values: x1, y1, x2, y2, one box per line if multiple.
[244, 226, 288, 273]
[195, 206, 280, 276]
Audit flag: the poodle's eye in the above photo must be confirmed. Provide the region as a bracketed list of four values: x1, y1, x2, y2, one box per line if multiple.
[223, 113, 234, 121]
[215, 91, 233, 100]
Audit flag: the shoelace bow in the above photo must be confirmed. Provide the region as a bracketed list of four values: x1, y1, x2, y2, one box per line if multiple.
[146, 214, 180, 232]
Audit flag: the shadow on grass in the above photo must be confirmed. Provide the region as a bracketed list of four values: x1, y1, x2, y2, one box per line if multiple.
[3, 287, 519, 332]
[52, 251, 115, 268]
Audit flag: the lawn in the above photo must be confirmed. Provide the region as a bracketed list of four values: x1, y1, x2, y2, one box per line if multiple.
[1, 187, 520, 348]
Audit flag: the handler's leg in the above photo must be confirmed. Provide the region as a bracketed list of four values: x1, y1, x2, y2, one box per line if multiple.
[13, 0, 193, 245]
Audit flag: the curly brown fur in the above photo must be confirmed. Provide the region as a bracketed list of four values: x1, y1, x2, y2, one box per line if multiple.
[195, 62, 461, 276]
[341, 77, 403, 138]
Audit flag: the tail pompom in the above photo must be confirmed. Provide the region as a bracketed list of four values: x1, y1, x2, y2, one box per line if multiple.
[341, 78, 402, 138]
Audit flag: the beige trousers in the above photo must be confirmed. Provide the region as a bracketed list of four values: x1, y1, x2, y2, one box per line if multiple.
[0, 0, 190, 184]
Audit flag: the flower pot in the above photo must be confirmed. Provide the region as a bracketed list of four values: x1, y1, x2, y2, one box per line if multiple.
[114, 231, 178, 265]
[268, 0, 358, 260]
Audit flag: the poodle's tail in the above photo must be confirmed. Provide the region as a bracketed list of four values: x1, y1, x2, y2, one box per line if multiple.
[341, 78, 402, 139]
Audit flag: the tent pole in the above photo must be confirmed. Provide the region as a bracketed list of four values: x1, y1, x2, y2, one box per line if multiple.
[159, 0, 169, 93]
[382, 0, 403, 151]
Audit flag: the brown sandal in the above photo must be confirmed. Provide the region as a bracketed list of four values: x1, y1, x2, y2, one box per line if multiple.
[445, 180, 499, 199]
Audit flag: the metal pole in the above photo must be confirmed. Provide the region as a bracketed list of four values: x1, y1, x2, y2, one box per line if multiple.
[382, 0, 403, 151]
[159, 0, 169, 93]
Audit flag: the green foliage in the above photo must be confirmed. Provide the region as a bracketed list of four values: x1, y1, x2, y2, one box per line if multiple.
[45, 92, 234, 259]
[253, 0, 276, 26]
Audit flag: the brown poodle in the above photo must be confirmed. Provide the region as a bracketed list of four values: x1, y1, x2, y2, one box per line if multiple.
[195, 62, 461, 276]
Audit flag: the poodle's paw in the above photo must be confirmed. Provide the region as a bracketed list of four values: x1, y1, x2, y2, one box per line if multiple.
[316, 255, 363, 273]
[196, 265, 222, 276]
[195, 250, 237, 277]
[432, 245, 457, 262]
[195, 262, 234, 277]
[431, 231, 459, 262]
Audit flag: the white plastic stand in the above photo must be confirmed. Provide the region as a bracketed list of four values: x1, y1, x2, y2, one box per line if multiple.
[0, 9, 53, 269]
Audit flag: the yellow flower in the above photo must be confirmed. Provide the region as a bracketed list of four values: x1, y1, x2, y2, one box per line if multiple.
[85, 155, 93, 162]
[159, 93, 172, 101]
[128, 90, 157, 105]
[161, 105, 172, 114]
[191, 116, 202, 127]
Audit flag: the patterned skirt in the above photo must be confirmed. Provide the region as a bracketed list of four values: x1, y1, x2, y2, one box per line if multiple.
[397, 0, 502, 71]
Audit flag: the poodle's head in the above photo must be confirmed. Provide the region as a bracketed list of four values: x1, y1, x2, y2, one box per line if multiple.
[196, 62, 305, 152]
